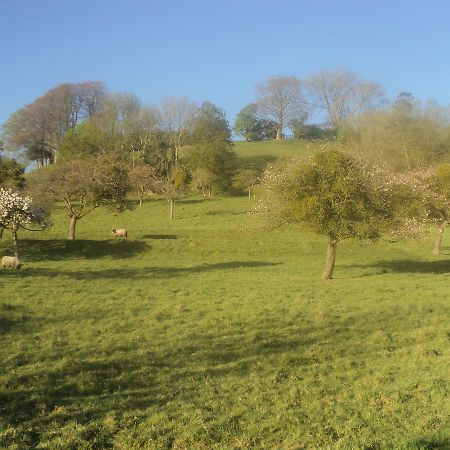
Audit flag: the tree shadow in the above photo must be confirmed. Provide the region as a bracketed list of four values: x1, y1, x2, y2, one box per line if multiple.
[0, 303, 29, 334]
[409, 437, 450, 450]
[18, 239, 149, 261]
[177, 199, 206, 205]
[350, 259, 450, 275]
[14, 261, 281, 280]
[237, 154, 277, 171]
[0, 321, 316, 431]
[205, 210, 245, 216]
[142, 234, 177, 240]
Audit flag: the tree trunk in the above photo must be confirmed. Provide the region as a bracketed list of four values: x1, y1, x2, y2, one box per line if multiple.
[322, 236, 337, 280]
[248, 188, 251, 200]
[139, 187, 144, 207]
[169, 199, 174, 219]
[433, 224, 446, 255]
[275, 126, 282, 141]
[0, 227, 3, 239]
[68, 215, 78, 240]
[208, 187, 211, 198]
[12, 230, 19, 258]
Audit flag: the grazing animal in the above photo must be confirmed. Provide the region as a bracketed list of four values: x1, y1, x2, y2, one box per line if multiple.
[2, 256, 22, 270]
[111, 228, 128, 239]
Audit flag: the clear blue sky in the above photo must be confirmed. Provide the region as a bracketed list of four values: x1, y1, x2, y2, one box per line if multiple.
[1, 0, 450, 127]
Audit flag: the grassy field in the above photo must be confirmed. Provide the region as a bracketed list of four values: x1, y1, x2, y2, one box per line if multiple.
[1, 142, 449, 449]
[233, 139, 334, 170]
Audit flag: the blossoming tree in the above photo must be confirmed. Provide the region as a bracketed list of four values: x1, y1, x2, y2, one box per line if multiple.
[0, 188, 48, 257]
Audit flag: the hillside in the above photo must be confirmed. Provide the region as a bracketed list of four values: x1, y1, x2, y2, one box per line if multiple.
[0, 190, 449, 448]
[233, 139, 335, 170]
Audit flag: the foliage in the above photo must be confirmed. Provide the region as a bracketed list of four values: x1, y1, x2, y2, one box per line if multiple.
[260, 150, 392, 240]
[157, 166, 190, 218]
[190, 101, 232, 144]
[184, 142, 237, 193]
[182, 102, 237, 193]
[258, 149, 399, 278]
[288, 122, 336, 140]
[190, 167, 216, 197]
[129, 163, 158, 206]
[340, 97, 450, 171]
[232, 168, 259, 197]
[0, 187, 49, 256]
[57, 121, 102, 161]
[233, 103, 277, 141]
[0, 156, 25, 189]
[2, 81, 106, 165]
[27, 156, 131, 239]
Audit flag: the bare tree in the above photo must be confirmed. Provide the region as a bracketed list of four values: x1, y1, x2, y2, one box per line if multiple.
[305, 69, 383, 128]
[256, 76, 308, 141]
[159, 97, 197, 165]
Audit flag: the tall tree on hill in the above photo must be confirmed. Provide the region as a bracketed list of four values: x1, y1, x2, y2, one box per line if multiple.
[2, 81, 106, 166]
[306, 69, 383, 128]
[159, 97, 197, 165]
[234, 103, 277, 141]
[185, 102, 237, 193]
[256, 76, 308, 141]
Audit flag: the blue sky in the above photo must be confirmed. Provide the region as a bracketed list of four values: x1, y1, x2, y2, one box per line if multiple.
[1, 0, 450, 128]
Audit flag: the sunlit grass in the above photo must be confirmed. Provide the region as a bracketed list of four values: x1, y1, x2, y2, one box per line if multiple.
[0, 191, 449, 449]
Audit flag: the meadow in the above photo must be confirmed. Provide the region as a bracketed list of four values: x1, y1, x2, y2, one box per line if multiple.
[0, 140, 449, 449]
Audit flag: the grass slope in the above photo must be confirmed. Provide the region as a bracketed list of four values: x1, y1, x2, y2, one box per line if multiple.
[233, 139, 334, 170]
[0, 193, 449, 449]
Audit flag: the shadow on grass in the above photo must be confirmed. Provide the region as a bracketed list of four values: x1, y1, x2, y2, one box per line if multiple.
[0, 303, 29, 334]
[237, 154, 277, 171]
[0, 322, 312, 433]
[205, 210, 245, 216]
[18, 239, 149, 261]
[350, 258, 450, 275]
[13, 260, 280, 280]
[177, 198, 206, 205]
[410, 437, 450, 450]
[142, 234, 177, 240]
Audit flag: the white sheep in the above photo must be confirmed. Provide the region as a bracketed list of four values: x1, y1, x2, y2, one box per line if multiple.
[111, 228, 128, 239]
[2, 256, 22, 270]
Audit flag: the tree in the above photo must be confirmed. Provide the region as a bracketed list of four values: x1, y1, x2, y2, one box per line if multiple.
[0, 156, 25, 189]
[28, 156, 130, 240]
[234, 103, 277, 141]
[260, 150, 393, 279]
[0, 188, 49, 257]
[158, 166, 189, 219]
[232, 169, 259, 199]
[426, 164, 450, 255]
[306, 69, 383, 128]
[288, 121, 336, 140]
[256, 76, 308, 141]
[190, 101, 232, 144]
[341, 98, 450, 171]
[2, 81, 106, 165]
[190, 167, 215, 197]
[159, 97, 196, 165]
[129, 163, 158, 206]
[186, 101, 237, 193]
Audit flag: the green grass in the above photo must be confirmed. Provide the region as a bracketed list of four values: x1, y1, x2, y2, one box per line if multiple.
[233, 139, 335, 170]
[1, 191, 449, 448]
